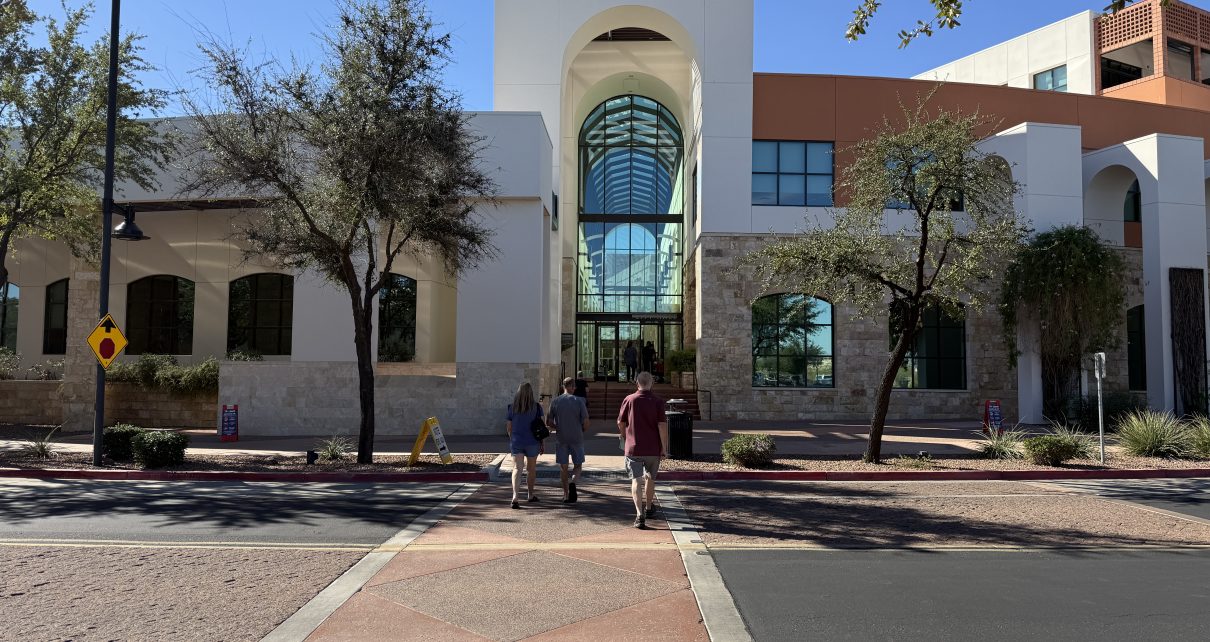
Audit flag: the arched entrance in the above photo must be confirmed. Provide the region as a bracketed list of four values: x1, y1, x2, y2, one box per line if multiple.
[575, 94, 684, 381]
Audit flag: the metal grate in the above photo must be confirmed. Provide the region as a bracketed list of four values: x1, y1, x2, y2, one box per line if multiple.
[1098, 0, 1155, 50]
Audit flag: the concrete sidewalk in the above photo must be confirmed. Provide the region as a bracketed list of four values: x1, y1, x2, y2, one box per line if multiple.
[306, 481, 708, 641]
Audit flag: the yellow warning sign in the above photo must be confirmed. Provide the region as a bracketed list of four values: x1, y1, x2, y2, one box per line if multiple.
[408, 417, 454, 466]
[86, 314, 128, 369]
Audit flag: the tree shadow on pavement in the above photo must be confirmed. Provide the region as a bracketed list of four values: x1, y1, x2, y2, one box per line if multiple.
[0, 479, 457, 531]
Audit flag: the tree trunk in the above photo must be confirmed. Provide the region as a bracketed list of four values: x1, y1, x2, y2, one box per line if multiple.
[353, 308, 377, 464]
[0, 222, 14, 295]
[863, 314, 919, 464]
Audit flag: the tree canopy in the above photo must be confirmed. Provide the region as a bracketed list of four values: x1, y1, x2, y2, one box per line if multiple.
[999, 225, 1127, 418]
[182, 0, 496, 462]
[0, 0, 169, 292]
[741, 96, 1027, 462]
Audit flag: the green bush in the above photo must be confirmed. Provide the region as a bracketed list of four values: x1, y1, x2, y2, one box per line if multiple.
[721, 433, 777, 468]
[1115, 410, 1192, 458]
[0, 347, 19, 380]
[1022, 435, 1081, 466]
[103, 423, 148, 461]
[226, 349, 264, 362]
[153, 358, 219, 394]
[107, 354, 218, 394]
[975, 428, 1025, 460]
[132, 430, 189, 469]
[1189, 416, 1210, 459]
[666, 349, 696, 374]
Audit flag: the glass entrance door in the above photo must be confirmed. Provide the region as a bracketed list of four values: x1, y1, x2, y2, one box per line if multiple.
[596, 324, 619, 381]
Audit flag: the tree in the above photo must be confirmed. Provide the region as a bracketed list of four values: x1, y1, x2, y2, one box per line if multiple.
[847, 0, 1170, 48]
[0, 0, 169, 294]
[999, 226, 1127, 419]
[740, 97, 1027, 463]
[182, 0, 496, 463]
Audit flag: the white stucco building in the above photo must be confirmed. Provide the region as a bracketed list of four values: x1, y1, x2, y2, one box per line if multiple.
[4, 0, 1210, 434]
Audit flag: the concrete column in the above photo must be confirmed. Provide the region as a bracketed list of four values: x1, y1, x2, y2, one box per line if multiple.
[1139, 135, 1209, 411]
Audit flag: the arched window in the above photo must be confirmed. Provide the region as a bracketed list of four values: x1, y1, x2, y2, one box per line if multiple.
[228, 273, 293, 356]
[1127, 304, 1146, 391]
[43, 279, 68, 355]
[1, 283, 18, 351]
[892, 305, 966, 390]
[378, 274, 417, 362]
[1123, 179, 1141, 222]
[127, 275, 194, 355]
[752, 294, 833, 388]
[579, 95, 682, 216]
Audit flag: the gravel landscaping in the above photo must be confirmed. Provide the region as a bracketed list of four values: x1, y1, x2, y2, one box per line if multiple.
[661, 452, 1210, 473]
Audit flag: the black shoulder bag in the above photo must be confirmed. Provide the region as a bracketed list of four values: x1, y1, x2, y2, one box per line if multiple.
[530, 405, 550, 440]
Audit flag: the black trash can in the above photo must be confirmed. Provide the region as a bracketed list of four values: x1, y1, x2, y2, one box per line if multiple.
[667, 410, 693, 459]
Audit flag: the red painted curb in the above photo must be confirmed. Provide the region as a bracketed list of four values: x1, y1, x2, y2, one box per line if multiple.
[658, 468, 1210, 482]
[0, 468, 489, 483]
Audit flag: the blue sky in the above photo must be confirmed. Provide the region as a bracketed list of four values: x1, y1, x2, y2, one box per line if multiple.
[62, 0, 1109, 114]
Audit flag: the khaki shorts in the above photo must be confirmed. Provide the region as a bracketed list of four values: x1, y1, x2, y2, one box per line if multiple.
[626, 455, 661, 480]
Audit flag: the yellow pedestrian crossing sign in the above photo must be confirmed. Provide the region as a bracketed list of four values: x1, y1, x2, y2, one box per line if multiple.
[87, 314, 128, 369]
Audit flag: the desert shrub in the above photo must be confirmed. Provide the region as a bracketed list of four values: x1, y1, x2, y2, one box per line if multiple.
[25, 358, 64, 381]
[103, 424, 148, 461]
[891, 453, 935, 469]
[1045, 421, 1097, 460]
[721, 433, 776, 468]
[665, 349, 696, 374]
[132, 430, 189, 468]
[226, 350, 264, 361]
[0, 347, 19, 380]
[107, 354, 177, 386]
[1189, 416, 1210, 460]
[19, 427, 59, 459]
[1115, 410, 1192, 458]
[1022, 435, 1081, 466]
[975, 428, 1025, 459]
[316, 434, 353, 461]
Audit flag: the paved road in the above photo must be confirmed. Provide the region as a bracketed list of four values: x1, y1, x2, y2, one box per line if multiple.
[0, 478, 459, 545]
[1047, 478, 1210, 522]
[714, 549, 1210, 641]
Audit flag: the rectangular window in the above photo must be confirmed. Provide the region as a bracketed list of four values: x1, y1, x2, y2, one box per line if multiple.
[893, 306, 966, 390]
[43, 279, 68, 355]
[1033, 65, 1068, 92]
[1201, 49, 1210, 85]
[752, 140, 833, 207]
[1168, 40, 1194, 81]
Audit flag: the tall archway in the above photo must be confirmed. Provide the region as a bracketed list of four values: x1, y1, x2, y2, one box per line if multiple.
[575, 94, 684, 381]
[1084, 164, 1144, 248]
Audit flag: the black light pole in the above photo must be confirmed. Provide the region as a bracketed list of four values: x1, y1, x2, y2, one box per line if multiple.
[93, 0, 121, 467]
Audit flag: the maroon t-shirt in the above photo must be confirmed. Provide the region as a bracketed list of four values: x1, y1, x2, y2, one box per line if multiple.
[618, 390, 666, 457]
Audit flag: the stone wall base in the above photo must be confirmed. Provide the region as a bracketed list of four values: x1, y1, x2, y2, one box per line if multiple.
[218, 361, 561, 436]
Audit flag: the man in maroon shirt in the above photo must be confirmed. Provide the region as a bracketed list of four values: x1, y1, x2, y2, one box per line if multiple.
[616, 371, 669, 529]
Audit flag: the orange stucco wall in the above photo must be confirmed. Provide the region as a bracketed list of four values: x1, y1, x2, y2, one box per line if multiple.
[753, 74, 1210, 159]
[1102, 75, 1210, 113]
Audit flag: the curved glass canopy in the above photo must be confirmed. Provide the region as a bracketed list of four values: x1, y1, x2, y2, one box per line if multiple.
[579, 95, 683, 215]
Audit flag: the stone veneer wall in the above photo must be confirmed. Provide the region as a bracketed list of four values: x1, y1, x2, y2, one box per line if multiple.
[0, 381, 63, 425]
[694, 235, 1018, 422]
[219, 361, 561, 436]
[105, 383, 216, 428]
[0, 381, 214, 428]
[59, 262, 100, 432]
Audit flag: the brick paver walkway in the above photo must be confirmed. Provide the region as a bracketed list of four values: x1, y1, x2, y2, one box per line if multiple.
[307, 482, 708, 641]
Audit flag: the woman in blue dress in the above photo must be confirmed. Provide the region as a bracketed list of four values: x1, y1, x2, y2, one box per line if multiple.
[506, 381, 544, 508]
